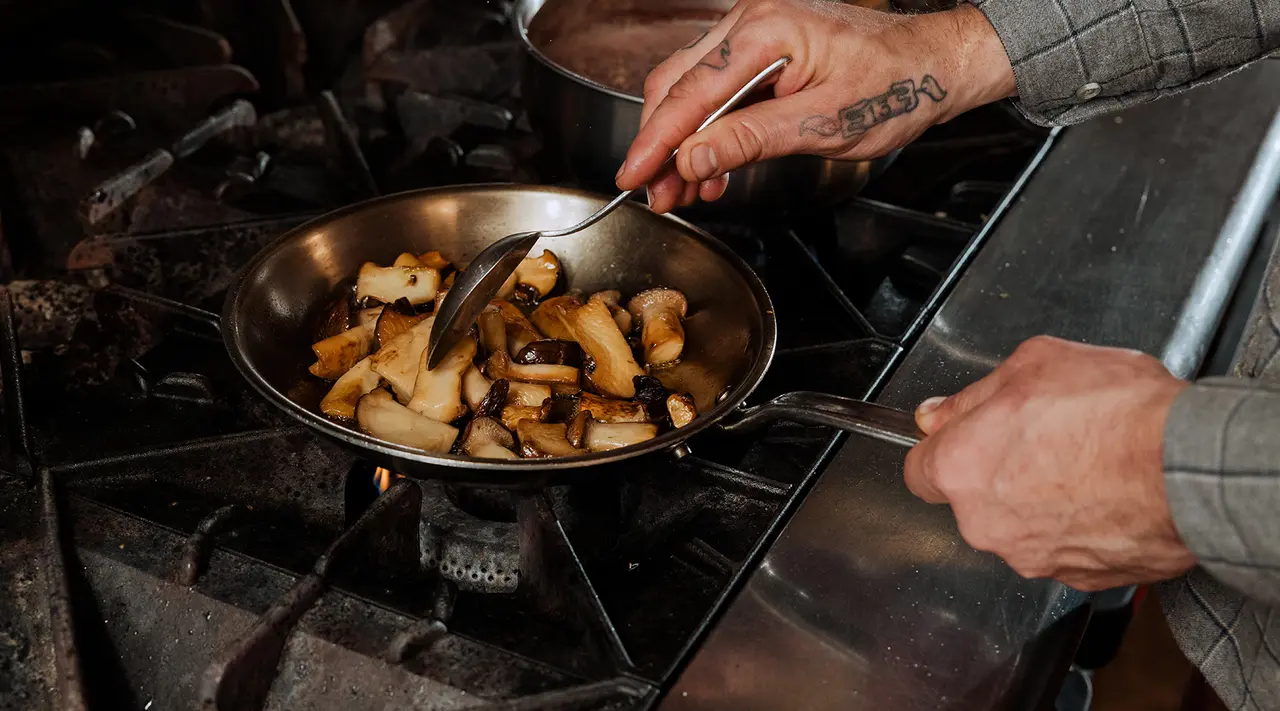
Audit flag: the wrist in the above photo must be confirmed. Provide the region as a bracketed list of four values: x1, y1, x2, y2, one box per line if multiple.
[919, 4, 1017, 118]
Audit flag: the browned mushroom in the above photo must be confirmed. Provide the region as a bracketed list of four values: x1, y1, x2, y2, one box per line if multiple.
[475, 379, 510, 418]
[582, 420, 660, 452]
[369, 316, 435, 400]
[356, 389, 458, 453]
[508, 382, 553, 407]
[459, 417, 518, 459]
[565, 410, 589, 448]
[516, 421, 582, 458]
[514, 339, 583, 367]
[589, 290, 632, 334]
[319, 356, 381, 420]
[667, 393, 697, 428]
[501, 400, 551, 431]
[491, 300, 543, 354]
[572, 391, 648, 423]
[566, 299, 644, 398]
[309, 322, 375, 380]
[476, 304, 507, 355]
[627, 288, 688, 366]
[374, 297, 427, 349]
[312, 291, 354, 342]
[356, 305, 384, 328]
[407, 333, 476, 422]
[530, 295, 582, 341]
[442, 271, 456, 290]
[393, 252, 422, 268]
[513, 250, 561, 300]
[463, 365, 494, 411]
[485, 349, 580, 387]
[417, 250, 452, 271]
[356, 262, 440, 305]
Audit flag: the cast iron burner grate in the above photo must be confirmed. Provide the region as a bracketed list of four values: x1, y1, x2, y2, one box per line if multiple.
[0, 1, 1052, 709]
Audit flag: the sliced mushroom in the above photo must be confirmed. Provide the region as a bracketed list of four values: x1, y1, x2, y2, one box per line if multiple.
[433, 288, 449, 313]
[476, 304, 507, 355]
[551, 383, 582, 397]
[486, 349, 580, 387]
[356, 262, 440, 305]
[572, 391, 649, 423]
[589, 290, 632, 334]
[356, 389, 458, 453]
[508, 381, 553, 407]
[667, 393, 697, 428]
[476, 379, 510, 418]
[309, 322, 375, 380]
[356, 305, 384, 328]
[459, 417, 517, 459]
[491, 300, 543, 354]
[407, 333, 476, 423]
[627, 288, 688, 366]
[513, 250, 561, 300]
[319, 356, 381, 420]
[514, 339, 582, 367]
[312, 291, 354, 342]
[417, 250, 452, 271]
[565, 410, 589, 448]
[501, 400, 551, 431]
[393, 252, 422, 268]
[369, 316, 435, 401]
[582, 420, 660, 452]
[529, 295, 582, 342]
[495, 270, 518, 300]
[516, 421, 582, 458]
[375, 297, 427, 349]
[566, 299, 644, 398]
[633, 374, 671, 419]
[463, 364, 493, 411]
[442, 271, 457, 290]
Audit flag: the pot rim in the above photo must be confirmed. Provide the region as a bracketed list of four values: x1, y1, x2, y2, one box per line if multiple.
[510, 0, 648, 106]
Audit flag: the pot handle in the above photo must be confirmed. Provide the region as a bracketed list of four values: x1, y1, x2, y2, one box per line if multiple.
[719, 391, 923, 448]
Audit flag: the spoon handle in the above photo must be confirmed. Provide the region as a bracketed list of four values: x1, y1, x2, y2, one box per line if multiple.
[539, 56, 792, 239]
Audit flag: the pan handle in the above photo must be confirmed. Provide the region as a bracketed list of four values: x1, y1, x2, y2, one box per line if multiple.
[719, 392, 923, 448]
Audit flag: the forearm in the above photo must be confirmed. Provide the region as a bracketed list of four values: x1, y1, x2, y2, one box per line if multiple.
[969, 0, 1280, 126]
[1164, 377, 1280, 606]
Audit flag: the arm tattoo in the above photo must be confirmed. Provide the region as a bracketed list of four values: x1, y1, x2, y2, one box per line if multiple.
[697, 40, 731, 70]
[799, 75, 947, 138]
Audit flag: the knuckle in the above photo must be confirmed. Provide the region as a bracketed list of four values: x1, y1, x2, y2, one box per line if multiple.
[725, 115, 771, 163]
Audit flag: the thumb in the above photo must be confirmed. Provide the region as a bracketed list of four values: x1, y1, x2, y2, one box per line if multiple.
[672, 92, 837, 183]
[914, 366, 1013, 435]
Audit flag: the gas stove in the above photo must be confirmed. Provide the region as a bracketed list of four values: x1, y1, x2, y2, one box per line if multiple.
[0, 2, 1052, 709]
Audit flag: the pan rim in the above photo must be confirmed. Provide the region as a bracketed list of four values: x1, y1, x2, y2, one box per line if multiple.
[222, 183, 778, 473]
[511, 0, 648, 105]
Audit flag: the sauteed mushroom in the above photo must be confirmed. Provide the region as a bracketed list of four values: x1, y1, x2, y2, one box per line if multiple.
[530, 295, 582, 341]
[463, 364, 494, 411]
[517, 421, 582, 458]
[417, 250, 452, 270]
[408, 334, 476, 423]
[514, 339, 583, 367]
[582, 420, 659, 452]
[309, 322, 375, 379]
[627, 288, 687, 366]
[477, 304, 507, 355]
[568, 299, 644, 398]
[393, 252, 422, 268]
[312, 291, 354, 341]
[565, 410, 589, 448]
[573, 391, 648, 423]
[589, 290, 632, 334]
[501, 400, 551, 431]
[370, 317, 435, 400]
[356, 390, 458, 453]
[356, 262, 440, 305]
[513, 250, 561, 300]
[320, 356, 381, 420]
[459, 417, 518, 459]
[507, 381, 553, 407]
[492, 300, 542, 354]
[667, 393, 697, 428]
[375, 297, 427, 349]
[633, 375, 671, 419]
[486, 349, 580, 387]
[476, 379, 510, 418]
[356, 305, 384, 328]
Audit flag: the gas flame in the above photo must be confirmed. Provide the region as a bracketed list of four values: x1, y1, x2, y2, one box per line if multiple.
[373, 467, 402, 494]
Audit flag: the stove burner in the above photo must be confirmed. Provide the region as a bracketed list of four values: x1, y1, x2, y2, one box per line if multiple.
[420, 479, 522, 594]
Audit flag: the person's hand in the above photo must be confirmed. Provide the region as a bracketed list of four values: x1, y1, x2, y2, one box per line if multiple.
[615, 0, 1017, 213]
[902, 336, 1197, 591]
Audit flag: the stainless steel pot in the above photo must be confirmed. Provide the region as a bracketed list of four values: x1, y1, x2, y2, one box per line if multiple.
[222, 185, 921, 488]
[512, 0, 898, 213]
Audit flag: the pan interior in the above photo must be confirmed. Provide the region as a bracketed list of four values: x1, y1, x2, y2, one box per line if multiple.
[223, 185, 772, 472]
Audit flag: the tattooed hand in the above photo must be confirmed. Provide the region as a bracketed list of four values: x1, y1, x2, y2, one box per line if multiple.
[616, 0, 1017, 213]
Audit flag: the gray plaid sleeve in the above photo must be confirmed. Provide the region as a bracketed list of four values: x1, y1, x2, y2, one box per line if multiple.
[1164, 377, 1280, 607]
[969, 0, 1280, 126]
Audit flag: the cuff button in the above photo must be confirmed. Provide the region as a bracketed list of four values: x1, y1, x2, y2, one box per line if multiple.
[1075, 82, 1102, 102]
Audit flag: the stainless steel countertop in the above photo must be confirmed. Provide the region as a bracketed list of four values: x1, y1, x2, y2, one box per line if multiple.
[660, 62, 1280, 711]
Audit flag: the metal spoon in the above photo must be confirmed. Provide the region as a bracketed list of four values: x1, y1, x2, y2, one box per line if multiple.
[426, 56, 793, 369]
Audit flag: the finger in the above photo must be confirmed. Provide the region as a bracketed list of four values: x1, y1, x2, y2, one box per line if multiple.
[619, 24, 785, 190]
[677, 180, 700, 208]
[903, 438, 948, 504]
[914, 364, 1017, 435]
[638, 11, 743, 131]
[645, 166, 688, 214]
[698, 175, 729, 202]
[671, 90, 841, 182]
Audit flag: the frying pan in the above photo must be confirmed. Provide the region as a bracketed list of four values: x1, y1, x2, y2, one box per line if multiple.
[222, 185, 922, 488]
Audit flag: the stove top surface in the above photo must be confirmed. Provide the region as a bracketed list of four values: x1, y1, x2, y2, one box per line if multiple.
[0, 2, 1050, 709]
